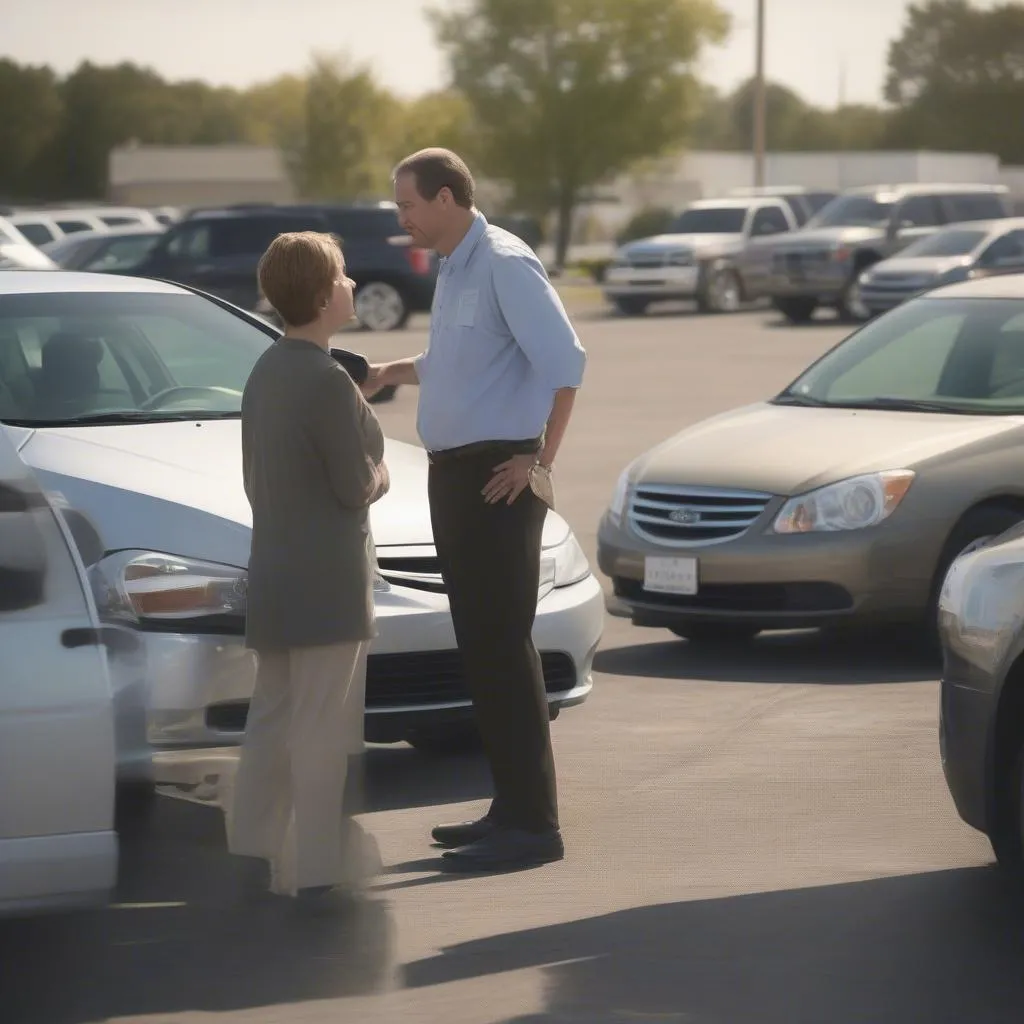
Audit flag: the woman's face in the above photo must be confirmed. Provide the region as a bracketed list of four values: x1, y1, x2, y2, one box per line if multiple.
[323, 268, 356, 331]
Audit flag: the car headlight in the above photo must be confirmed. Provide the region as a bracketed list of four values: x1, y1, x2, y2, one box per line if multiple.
[772, 470, 915, 534]
[540, 533, 592, 591]
[608, 467, 632, 522]
[89, 550, 248, 628]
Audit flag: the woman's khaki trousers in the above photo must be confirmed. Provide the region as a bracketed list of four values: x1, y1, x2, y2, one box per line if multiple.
[226, 639, 368, 896]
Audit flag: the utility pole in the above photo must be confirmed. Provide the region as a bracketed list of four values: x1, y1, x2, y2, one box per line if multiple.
[753, 0, 766, 188]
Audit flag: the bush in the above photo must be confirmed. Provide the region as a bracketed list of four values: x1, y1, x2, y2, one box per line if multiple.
[572, 257, 613, 283]
[616, 205, 675, 244]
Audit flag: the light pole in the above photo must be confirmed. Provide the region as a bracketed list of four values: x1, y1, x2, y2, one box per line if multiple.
[753, 0, 766, 187]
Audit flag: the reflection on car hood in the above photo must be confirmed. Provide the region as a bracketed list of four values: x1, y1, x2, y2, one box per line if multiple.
[623, 233, 745, 255]
[12, 420, 570, 567]
[773, 226, 884, 250]
[634, 402, 1024, 496]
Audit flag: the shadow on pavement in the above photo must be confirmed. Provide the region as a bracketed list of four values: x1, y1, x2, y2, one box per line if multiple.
[0, 797, 395, 1024]
[358, 744, 492, 814]
[593, 629, 936, 685]
[403, 867, 1024, 1024]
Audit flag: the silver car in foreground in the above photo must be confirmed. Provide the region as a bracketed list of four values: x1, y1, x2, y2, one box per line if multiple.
[0, 272, 604, 762]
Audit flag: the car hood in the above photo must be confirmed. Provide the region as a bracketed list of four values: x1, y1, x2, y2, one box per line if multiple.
[0, 243, 57, 270]
[773, 226, 885, 250]
[632, 402, 1024, 496]
[11, 420, 571, 567]
[623, 233, 745, 256]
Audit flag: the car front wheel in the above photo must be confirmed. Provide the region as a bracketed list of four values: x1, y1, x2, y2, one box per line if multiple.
[774, 297, 818, 324]
[355, 282, 410, 332]
[698, 268, 742, 314]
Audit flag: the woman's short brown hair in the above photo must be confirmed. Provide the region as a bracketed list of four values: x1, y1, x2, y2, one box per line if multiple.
[393, 148, 475, 208]
[257, 231, 343, 328]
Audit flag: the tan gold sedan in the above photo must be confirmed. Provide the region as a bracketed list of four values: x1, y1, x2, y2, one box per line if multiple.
[598, 274, 1024, 645]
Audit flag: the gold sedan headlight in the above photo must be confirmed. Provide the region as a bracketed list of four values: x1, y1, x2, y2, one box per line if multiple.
[773, 470, 915, 534]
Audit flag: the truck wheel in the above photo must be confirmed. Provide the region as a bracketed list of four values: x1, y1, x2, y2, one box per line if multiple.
[774, 297, 818, 324]
[697, 268, 742, 314]
[837, 275, 870, 323]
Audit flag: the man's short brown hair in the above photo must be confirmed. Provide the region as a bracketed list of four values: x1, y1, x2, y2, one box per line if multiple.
[393, 148, 476, 209]
[257, 231, 343, 328]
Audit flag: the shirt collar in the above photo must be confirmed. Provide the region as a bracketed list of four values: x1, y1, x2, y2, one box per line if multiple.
[443, 211, 488, 270]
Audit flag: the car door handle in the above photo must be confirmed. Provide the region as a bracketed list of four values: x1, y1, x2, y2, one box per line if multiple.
[61, 626, 134, 652]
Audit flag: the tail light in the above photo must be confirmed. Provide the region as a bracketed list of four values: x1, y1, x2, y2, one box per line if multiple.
[388, 233, 432, 275]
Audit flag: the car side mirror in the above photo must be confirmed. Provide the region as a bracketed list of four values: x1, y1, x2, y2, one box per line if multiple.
[0, 483, 47, 613]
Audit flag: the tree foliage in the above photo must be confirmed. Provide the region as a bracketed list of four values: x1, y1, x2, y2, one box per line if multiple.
[428, 0, 730, 265]
[882, 0, 1024, 162]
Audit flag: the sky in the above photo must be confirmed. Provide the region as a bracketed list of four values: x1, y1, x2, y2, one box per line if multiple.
[0, 0, 934, 108]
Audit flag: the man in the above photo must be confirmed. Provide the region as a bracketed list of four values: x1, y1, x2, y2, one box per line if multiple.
[366, 148, 586, 873]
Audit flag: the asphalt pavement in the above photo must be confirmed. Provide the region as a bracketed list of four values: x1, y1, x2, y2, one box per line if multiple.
[3, 299, 1023, 1024]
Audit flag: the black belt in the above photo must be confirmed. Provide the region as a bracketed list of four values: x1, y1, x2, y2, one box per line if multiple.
[427, 437, 541, 465]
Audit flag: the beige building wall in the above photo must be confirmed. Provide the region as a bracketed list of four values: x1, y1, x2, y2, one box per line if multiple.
[109, 179, 296, 207]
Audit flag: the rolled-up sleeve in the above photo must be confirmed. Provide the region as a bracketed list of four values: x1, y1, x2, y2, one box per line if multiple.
[313, 367, 389, 509]
[492, 249, 587, 390]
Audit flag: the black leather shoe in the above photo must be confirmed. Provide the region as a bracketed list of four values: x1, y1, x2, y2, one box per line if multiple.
[440, 827, 564, 873]
[431, 816, 496, 849]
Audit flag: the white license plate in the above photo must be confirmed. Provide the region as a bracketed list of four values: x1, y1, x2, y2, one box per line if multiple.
[644, 556, 698, 595]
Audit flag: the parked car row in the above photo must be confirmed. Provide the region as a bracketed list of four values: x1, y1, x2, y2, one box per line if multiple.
[605, 182, 1013, 324]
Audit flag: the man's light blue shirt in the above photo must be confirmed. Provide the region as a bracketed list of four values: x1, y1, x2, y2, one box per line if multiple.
[414, 212, 587, 453]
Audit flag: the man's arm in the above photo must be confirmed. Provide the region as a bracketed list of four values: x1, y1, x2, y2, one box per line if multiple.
[362, 357, 421, 398]
[538, 387, 577, 469]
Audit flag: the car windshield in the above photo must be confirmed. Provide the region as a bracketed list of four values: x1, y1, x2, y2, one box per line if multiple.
[669, 207, 748, 234]
[808, 195, 895, 228]
[899, 229, 989, 258]
[775, 296, 1024, 415]
[0, 291, 275, 426]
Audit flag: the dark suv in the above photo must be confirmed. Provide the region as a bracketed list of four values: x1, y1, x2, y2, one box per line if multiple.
[765, 184, 1010, 323]
[125, 203, 437, 331]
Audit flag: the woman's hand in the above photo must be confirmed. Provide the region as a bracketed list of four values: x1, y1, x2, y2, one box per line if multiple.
[482, 454, 537, 505]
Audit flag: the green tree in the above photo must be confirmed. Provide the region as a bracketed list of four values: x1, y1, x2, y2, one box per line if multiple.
[389, 89, 477, 165]
[301, 54, 403, 199]
[883, 0, 1024, 161]
[240, 74, 309, 187]
[0, 60, 63, 200]
[429, 0, 730, 267]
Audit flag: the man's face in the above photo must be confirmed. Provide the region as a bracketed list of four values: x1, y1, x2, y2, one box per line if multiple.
[394, 171, 445, 250]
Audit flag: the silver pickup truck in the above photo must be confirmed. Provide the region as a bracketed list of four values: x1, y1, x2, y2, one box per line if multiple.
[764, 183, 1010, 324]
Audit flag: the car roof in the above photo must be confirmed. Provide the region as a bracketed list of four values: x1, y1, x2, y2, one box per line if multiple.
[923, 273, 1024, 301]
[687, 198, 765, 210]
[48, 225, 164, 242]
[843, 182, 1008, 199]
[0, 271, 190, 296]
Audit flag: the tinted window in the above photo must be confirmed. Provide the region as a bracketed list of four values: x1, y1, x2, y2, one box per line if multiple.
[14, 222, 55, 246]
[980, 230, 1024, 266]
[899, 228, 988, 258]
[669, 207, 748, 233]
[897, 196, 942, 228]
[780, 297, 1024, 413]
[945, 193, 1007, 222]
[100, 215, 141, 227]
[751, 206, 790, 236]
[165, 223, 212, 260]
[82, 234, 161, 271]
[324, 209, 401, 240]
[0, 292, 273, 425]
[55, 220, 93, 234]
[809, 196, 894, 228]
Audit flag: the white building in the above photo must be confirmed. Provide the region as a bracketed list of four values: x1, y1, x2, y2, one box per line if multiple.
[108, 143, 296, 207]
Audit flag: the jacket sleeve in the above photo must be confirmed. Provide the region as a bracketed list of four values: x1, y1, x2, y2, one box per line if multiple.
[312, 365, 390, 510]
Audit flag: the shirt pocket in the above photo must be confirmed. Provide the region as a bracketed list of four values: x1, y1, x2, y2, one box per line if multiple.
[454, 288, 480, 328]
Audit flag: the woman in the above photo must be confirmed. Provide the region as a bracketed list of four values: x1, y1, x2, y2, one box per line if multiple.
[227, 231, 389, 909]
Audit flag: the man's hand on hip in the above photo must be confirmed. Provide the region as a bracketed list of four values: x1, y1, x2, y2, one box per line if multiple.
[483, 453, 537, 505]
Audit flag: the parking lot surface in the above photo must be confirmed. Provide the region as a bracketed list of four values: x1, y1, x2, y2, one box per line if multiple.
[3, 302, 1023, 1024]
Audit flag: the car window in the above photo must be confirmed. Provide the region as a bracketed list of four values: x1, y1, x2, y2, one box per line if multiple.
[980, 230, 1024, 267]
[165, 223, 212, 260]
[324, 209, 400, 240]
[899, 228, 989, 258]
[13, 222, 55, 246]
[82, 235, 161, 272]
[897, 196, 943, 228]
[751, 206, 790, 236]
[944, 193, 1007, 222]
[100, 215, 141, 227]
[55, 220, 93, 235]
[808, 196, 895, 228]
[781, 297, 1024, 413]
[669, 207, 748, 233]
[0, 292, 272, 424]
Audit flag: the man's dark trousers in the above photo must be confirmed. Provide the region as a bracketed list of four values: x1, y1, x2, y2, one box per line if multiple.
[427, 440, 558, 834]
